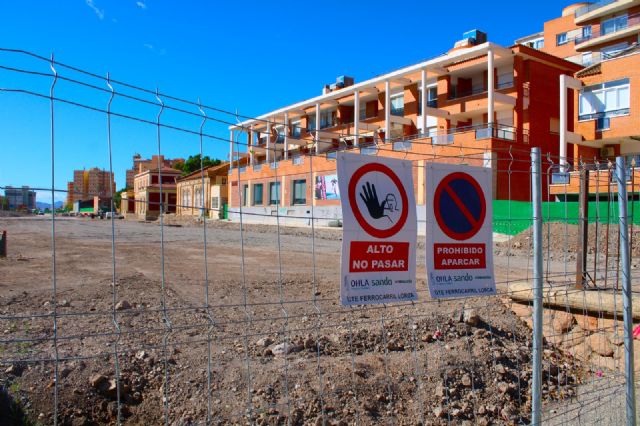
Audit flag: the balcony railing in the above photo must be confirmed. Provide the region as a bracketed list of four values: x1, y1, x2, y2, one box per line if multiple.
[448, 78, 513, 100]
[432, 134, 454, 145]
[575, 0, 618, 17]
[393, 141, 412, 151]
[253, 164, 262, 172]
[475, 125, 516, 141]
[360, 145, 378, 155]
[234, 124, 527, 174]
[575, 12, 640, 45]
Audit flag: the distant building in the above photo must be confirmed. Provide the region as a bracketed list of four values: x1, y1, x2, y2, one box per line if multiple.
[176, 162, 230, 218]
[131, 167, 182, 220]
[125, 154, 184, 189]
[4, 186, 36, 210]
[66, 168, 116, 207]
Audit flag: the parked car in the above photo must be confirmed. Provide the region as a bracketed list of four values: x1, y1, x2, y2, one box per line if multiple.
[105, 211, 124, 219]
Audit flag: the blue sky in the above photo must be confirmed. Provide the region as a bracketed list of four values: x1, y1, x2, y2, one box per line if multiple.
[0, 0, 571, 204]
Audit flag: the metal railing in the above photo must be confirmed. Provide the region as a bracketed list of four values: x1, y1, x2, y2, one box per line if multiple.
[575, 0, 618, 17]
[575, 12, 640, 45]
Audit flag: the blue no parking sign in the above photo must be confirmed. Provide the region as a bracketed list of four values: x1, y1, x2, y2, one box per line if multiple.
[425, 164, 496, 299]
[433, 172, 487, 241]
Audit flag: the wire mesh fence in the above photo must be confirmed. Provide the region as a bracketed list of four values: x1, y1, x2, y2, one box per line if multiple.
[0, 49, 638, 425]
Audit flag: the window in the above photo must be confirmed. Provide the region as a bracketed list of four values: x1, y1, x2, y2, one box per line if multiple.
[579, 78, 630, 120]
[320, 110, 336, 129]
[194, 187, 202, 208]
[292, 179, 306, 205]
[182, 188, 191, 209]
[582, 52, 593, 66]
[390, 93, 404, 116]
[602, 14, 627, 36]
[527, 37, 545, 49]
[291, 120, 301, 138]
[582, 25, 592, 40]
[602, 42, 629, 59]
[417, 86, 438, 114]
[211, 196, 220, 209]
[242, 184, 248, 206]
[269, 182, 281, 205]
[556, 32, 568, 45]
[307, 115, 316, 132]
[275, 126, 284, 143]
[359, 102, 367, 120]
[253, 183, 263, 205]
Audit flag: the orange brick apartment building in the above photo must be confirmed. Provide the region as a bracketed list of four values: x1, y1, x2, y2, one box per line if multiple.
[519, 1, 640, 197]
[226, 30, 583, 223]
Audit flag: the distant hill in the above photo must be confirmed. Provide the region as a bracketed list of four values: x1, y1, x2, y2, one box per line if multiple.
[36, 201, 64, 210]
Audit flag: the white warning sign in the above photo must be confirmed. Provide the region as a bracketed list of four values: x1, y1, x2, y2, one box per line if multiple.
[337, 152, 417, 306]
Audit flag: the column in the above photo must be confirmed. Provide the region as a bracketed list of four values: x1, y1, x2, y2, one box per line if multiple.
[284, 112, 289, 160]
[315, 103, 321, 154]
[560, 75, 568, 172]
[229, 129, 234, 170]
[488, 48, 495, 130]
[354, 90, 360, 147]
[249, 125, 254, 166]
[266, 120, 272, 164]
[421, 69, 427, 135]
[385, 80, 391, 142]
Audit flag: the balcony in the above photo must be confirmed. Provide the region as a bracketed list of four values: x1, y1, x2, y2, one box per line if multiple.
[575, 12, 640, 50]
[575, 0, 640, 24]
[549, 168, 640, 197]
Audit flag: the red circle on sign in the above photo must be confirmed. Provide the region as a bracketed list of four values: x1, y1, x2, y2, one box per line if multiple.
[348, 162, 409, 239]
[433, 172, 486, 241]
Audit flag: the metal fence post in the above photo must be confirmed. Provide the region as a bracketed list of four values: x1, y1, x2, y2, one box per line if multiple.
[531, 147, 543, 425]
[616, 156, 637, 426]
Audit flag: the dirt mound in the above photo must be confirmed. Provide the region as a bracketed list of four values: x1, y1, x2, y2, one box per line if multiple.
[0, 274, 583, 425]
[497, 222, 640, 259]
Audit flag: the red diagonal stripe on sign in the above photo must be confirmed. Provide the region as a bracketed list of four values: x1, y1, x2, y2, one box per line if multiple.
[443, 184, 478, 228]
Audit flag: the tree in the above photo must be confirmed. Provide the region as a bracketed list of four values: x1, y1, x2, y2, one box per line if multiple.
[112, 187, 130, 212]
[175, 154, 221, 175]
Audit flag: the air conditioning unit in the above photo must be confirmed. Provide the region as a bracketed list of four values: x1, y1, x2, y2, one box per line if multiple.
[601, 146, 615, 158]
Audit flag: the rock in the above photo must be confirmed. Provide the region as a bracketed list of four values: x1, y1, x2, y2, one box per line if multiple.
[461, 374, 472, 387]
[271, 343, 302, 356]
[552, 310, 574, 333]
[587, 332, 614, 357]
[561, 324, 585, 349]
[433, 406, 445, 418]
[495, 364, 506, 375]
[60, 366, 72, 379]
[135, 350, 147, 360]
[256, 337, 273, 348]
[59, 299, 70, 307]
[386, 340, 404, 351]
[115, 300, 132, 311]
[590, 354, 617, 371]
[463, 309, 480, 326]
[569, 341, 592, 361]
[5, 364, 24, 376]
[90, 374, 108, 389]
[497, 382, 509, 394]
[574, 314, 598, 331]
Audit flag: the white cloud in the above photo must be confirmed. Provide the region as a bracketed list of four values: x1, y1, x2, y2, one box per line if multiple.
[143, 44, 167, 56]
[85, 0, 105, 20]
[136, 1, 147, 9]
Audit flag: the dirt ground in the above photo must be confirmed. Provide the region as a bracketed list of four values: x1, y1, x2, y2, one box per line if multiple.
[0, 216, 589, 425]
